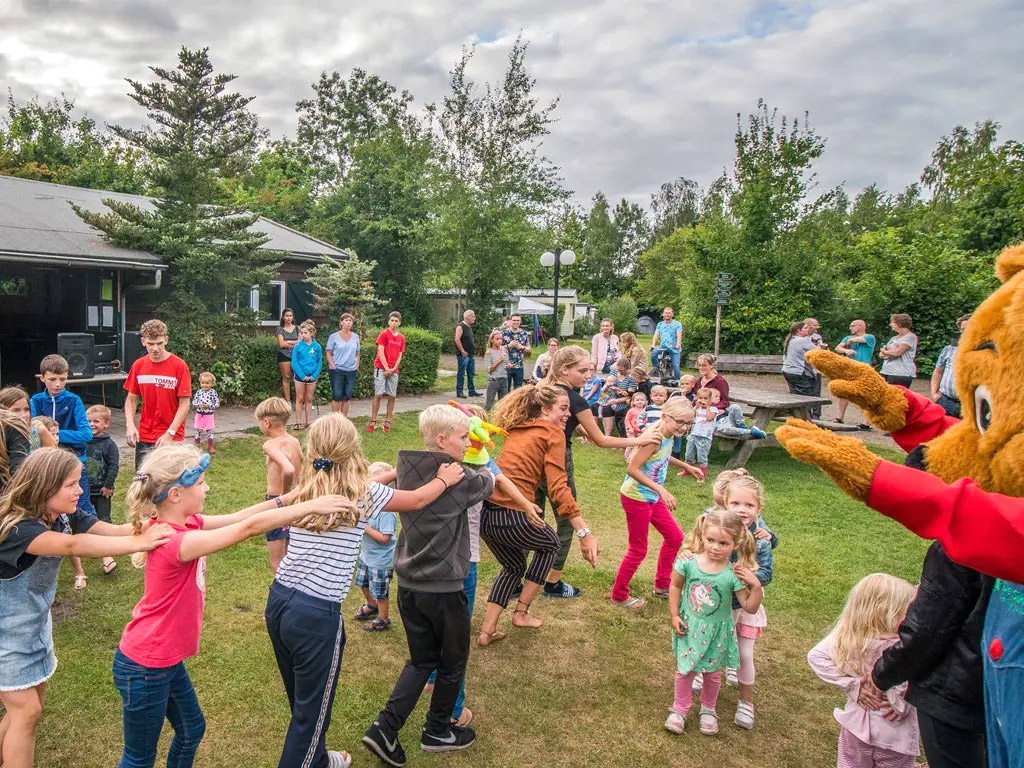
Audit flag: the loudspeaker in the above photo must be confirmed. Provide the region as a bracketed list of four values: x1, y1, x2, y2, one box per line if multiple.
[123, 332, 145, 368]
[57, 333, 94, 378]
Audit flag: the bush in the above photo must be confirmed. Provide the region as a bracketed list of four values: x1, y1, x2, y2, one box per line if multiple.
[213, 326, 442, 405]
[597, 295, 639, 336]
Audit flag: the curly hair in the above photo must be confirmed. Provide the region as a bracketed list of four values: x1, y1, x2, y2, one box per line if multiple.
[490, 384, 568, 431]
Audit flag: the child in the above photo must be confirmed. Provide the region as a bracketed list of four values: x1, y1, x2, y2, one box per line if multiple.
[645, 385, 669, 427]
[0, 448, 173, 768]
[623, 391, 649, 462]
[362, 405, 496, 764]
[191, 371, 220, 454]
[600, 358, 637, 436]
[613, 398, 703, 608]
[0, 389, 34, 485]
[270, 415, 463, 768]
[483, 329, 509, 410]
[665, 508, 763, 736]
[291, 320, 323, 431]
[633, 366, 652, 400]
[255, 396, 303, 574]
[368, 311, 405, 433]
[808, 573, 920, 767]
[32, 416, 59, 443]
[708, 389, 767, 440]
[677, 374, 697, 402]
[115, 444, 354, 768]
[582, 369, 603, 417]
[86, 404, 120, 575]
[680, 388, 719, 480]
[354, 465, 399, 632]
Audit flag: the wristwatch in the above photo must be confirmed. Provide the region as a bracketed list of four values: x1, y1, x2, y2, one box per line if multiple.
[166, 427, 177, 437]
[576, 527, 591, 540]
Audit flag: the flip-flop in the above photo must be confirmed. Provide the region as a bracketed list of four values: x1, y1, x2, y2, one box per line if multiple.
[74, 574, 87, 590]
[103, 560, 118, 575]
[611, 596, 647, 609]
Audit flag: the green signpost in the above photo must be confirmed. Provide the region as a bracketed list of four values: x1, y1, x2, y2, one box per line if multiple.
[714, 273, 735, 355]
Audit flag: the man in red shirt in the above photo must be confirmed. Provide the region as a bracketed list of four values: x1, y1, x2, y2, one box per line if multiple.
[123, 319, 192, 469]
[367, 311, 405, 433]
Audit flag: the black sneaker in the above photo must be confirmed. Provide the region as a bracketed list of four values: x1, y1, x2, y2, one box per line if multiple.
[468, 391, 482, 397]
[362, 720, 406, 767]
[857, 423, 872, 431]
[542, 581, 582, 598]
[421, 724, 476, 754]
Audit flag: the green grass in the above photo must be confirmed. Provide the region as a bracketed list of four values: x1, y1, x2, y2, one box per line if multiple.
[40, 414, 926, 767]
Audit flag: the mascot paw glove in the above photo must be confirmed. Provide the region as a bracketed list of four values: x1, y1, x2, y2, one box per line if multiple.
[776, 418, 882, 502]
[806, 349, 909, 433]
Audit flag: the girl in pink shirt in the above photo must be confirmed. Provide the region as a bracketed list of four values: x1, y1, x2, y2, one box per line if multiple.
[113, 444, 355, 768]
[807, 573, 920, 768]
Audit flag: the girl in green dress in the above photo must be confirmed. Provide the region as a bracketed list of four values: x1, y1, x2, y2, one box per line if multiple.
[665, 508, 763, 736]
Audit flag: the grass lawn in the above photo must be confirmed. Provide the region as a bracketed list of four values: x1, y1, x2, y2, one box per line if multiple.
[40, 413, 927, 767]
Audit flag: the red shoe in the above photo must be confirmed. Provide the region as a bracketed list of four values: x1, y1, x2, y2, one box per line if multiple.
[366, 420, 376, 433]
[677, 469, 690, 477]
[383, 420, 391, 433]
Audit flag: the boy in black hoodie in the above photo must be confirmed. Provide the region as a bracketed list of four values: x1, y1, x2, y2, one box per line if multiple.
[86, 405, 120, 574]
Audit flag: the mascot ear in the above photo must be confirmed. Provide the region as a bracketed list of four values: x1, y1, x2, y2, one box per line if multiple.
[997, 244, 1024, 343]
[995, 243, 1024, 283]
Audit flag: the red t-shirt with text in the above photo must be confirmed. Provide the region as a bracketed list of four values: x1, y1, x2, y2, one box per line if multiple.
[124, 353, 192, 442]
[374, 330, 406, 372]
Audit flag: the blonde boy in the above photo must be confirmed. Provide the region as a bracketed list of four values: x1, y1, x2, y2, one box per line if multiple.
[255, 397, 303, 573]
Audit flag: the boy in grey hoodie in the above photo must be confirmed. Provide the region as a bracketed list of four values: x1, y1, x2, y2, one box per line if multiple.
[363, 405, 494, 767]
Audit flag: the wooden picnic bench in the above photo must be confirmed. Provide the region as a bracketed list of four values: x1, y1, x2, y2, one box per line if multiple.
[684, 354, 783, 374]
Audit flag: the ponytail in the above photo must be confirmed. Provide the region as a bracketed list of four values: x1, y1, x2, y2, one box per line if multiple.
[491, 384, 566, 431]
[684, 507, 757, 569]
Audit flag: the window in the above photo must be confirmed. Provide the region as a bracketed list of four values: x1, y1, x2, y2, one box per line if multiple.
[85, 271, 117, 330]
[259, 281, 286, 325]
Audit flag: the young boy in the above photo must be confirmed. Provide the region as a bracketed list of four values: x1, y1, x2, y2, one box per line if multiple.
[355, 461, 399, 633]
[363, 404, 495, 766]
[255, 396, 303, 574]
[86, 404, 120, 574]
[645, 385, 669, 428]
[368, 311, 406, 434]
[123, 319, 192, 470]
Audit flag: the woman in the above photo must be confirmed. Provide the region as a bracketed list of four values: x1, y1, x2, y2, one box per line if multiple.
[590, 318, 620, 374]
[879, 313, 918, 387]
[781, 322, 822, 419]
[619, 332, 647, 375]
[275, 308, 300, 407]
[326, 313, 360, 417]
[532, 338, 560, 381]
[696, 353, 769, 436]
[538, 346, 658, 597]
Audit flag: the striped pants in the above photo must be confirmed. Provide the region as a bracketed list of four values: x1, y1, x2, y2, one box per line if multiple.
[480, 502, 560, 608]
[838, 727, 916, 768]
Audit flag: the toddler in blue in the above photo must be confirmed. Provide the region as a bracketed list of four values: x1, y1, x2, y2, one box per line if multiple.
[355, 461, 399, 631]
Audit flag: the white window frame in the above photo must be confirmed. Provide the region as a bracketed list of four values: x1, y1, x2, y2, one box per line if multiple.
[258, 280, 287, 326]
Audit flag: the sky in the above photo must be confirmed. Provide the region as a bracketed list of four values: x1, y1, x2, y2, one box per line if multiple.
[2, 0, 1022, 208]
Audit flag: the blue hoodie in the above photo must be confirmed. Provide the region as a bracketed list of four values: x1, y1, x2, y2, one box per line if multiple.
[30, 388, 92, 456]
[291, 339, 323, 381]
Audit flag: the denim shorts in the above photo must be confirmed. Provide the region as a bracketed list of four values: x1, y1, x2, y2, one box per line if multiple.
[354, 562, 393, 600]
[329, 368, 357, 401]
[264, 495, 289, 542]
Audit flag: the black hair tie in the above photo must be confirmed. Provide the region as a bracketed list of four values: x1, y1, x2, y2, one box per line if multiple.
[313, 457, 334, 472]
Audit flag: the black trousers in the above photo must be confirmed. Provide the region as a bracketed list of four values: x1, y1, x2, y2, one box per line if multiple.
[91, 494, 111, 523]
[135, 441, 158, 471]
[378, 588, 470, 736]
[883, 374, 914, 388]
[783, 372, 822, 419]
[534, 445, 577, 571]
[918, 709, 987, 768]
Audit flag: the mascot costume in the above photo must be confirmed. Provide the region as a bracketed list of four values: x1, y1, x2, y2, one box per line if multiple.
[777, 244, 1024, 768]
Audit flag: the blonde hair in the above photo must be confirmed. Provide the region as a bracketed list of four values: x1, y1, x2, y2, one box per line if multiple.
[299, 319, 317, 334]
[0, 448, 84, 545]
[465, 404, 488, 421]
[487, 330, 502, 348]
[86, 404, 112, 422]
[684, 508, 756, 569]
[712, 468, 750, 505]
[630, 391, 647, 407]
[725, 473, 765, 511]
[679, 374, 696, 386]
[140, 319, 168, 339]
[255, 397, 291, 424]
[695, 387, 714, 401]
[650, 384, 668, 399]
[368, 461, 393, 477]
[0, 386, 30, 411]
[829, 573, 916, 676]
[619, 331, 638, 354]
[419, 404, 469, 445]
[0, 409, 32, 488]
[491, 384, 567, 431]
[543, 345, 590, 386]
[199, 371, 216, 386]
[32, 416, 58, 433]
[291, 414, 369, 532]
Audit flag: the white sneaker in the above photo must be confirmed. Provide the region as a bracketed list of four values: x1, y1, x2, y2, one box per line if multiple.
[327, 751, 352, 768]
[664, 710, 686, 734]
[692, 672, 704, 692]
[699, 706, 719, 735]
[725, 668, 738, 687]
[734, 700, 755, 730]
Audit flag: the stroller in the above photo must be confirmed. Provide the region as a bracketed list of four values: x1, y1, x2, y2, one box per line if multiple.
[654, 348, 678, 387]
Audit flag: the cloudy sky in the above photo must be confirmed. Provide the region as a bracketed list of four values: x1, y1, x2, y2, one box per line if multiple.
[2, 0, 1022, 207]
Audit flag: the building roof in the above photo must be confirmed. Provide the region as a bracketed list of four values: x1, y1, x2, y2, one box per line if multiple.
[0, 175, 350, 272]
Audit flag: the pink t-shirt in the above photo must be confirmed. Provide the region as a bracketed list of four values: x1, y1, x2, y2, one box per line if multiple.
[119, 514, 206, 668]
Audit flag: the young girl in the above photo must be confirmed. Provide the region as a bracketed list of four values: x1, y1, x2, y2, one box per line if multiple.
[477, 384, 600, 643]
[483, 330, 509, 410]
[622, 391, 649, 461]
[612, 398, 702, 608]
[0, 448, 173, 768]
[808, 573, 920, 767]
[191, 371, 220, 454]
[114, 444, 355, 768]
[665, 508, 763, 736]
[291, 319, 323, 430]
[268, 414, 464, 768]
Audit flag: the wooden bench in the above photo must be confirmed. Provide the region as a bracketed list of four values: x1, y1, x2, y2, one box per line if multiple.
[684, 354, 783, 374]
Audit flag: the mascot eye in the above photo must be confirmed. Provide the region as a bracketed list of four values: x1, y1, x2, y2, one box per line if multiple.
[974, 385, 993, 434]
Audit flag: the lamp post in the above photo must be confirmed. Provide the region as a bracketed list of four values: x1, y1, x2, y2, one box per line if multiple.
[540, 248, 576, 339]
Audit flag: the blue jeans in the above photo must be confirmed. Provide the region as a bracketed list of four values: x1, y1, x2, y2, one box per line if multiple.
[77, 460, 95, 515]
[685, 434, 712, 466]
[507, 366, 525, 391]
[426, 562, 477, 719]
[113, 649, 207, 768]
[456, 355, 478, 395]
[984, 579, 1024, 768]
[328, 368, 357, 401]
[713, 405, 752, 437]
[650, 347, 681, 380]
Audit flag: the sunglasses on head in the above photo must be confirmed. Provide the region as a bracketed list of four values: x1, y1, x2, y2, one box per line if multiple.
[154, 453, 211, 504]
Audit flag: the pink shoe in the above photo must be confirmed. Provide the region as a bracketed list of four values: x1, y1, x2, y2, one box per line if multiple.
[366, 420, 376, 433]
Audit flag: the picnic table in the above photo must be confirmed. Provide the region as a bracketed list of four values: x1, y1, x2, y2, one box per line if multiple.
[716, 386, 832, 468]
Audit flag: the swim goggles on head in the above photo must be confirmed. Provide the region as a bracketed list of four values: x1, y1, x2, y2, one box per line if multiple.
[154, 453, 211, 504]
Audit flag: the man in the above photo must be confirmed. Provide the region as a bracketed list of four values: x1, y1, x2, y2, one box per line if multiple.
[501, 314, 531, 391]
[650, 306, 682, 381]
[454, 309, 480, 399]
[123, 319, 192, 470]
[931, 314, 971, 418]
[803, 317, 829, 349]
[834, 319, 877, 429]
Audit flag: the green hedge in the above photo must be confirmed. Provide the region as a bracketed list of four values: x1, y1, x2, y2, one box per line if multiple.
[215, 326, 441, 405]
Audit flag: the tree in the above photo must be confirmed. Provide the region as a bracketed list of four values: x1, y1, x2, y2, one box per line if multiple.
[222, 139, 316, 230]
[649, 176, 701, 242]
[306, 254, 381, 329]
[573, 192, 621, 301]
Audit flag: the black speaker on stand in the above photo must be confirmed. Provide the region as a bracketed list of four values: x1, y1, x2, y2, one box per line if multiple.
[57, 333, 95, 378]
[122, 332, 145, 370]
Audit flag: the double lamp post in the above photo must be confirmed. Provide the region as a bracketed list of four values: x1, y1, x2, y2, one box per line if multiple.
[540, 248, 575, 339]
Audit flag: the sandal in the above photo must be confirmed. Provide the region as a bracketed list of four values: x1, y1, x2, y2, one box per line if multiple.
[363, 616, 391, 632]
[382, 420, 391, 433]
[652, 587, 670, 600]
[74, 574, 87, 591]
[354, 603, 378, 621]
[103, 560, 118, 575]
[611, 596, 647, 609]
[477, 629, 508, 647]
[366, 420, 377, 433]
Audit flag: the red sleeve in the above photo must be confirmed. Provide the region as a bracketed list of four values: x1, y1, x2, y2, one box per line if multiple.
[124, 359, 141, 394]
[711, 377, 730, 409]
[376, 331, 388, 346]
[176, 359, 192, 398]
[399, 334, 406, 353]
[889, 388, 960, 454]
[867, 460, 1024, 583]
